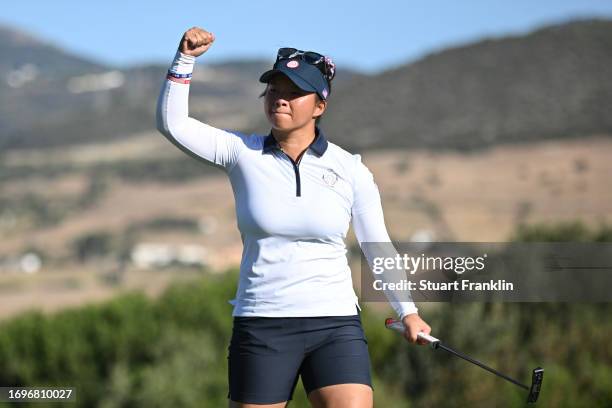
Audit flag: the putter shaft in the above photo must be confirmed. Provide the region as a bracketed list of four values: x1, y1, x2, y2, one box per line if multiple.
[384, 318, 543, 403]
[435, 342, 528, 390]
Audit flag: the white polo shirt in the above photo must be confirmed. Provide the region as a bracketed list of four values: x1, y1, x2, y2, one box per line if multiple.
[156, 51, 418, 319]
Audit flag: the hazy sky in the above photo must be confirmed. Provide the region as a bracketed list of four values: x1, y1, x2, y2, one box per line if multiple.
[1, 1, 611, 73]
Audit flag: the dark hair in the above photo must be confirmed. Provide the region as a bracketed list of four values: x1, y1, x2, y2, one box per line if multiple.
[259, 81, 332, 125]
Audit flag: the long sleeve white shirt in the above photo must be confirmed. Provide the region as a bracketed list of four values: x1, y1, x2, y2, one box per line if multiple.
[156, 51, 418, 319]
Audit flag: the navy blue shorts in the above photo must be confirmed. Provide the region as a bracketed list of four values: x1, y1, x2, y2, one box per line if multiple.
[227, 308, 373, 404]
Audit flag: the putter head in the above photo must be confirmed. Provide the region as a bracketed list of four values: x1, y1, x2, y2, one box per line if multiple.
[527, 367, 544, 403]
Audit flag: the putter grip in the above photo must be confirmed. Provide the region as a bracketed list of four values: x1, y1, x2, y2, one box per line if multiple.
[417, 332, 440, 344]
[384, 319, 440, 344]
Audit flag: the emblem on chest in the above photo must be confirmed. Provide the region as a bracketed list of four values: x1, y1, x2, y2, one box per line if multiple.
[322, 168, 339, 187]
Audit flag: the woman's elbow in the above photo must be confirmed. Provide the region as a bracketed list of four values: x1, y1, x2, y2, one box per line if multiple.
[155, 112, 171, 137]
[156, 113, 188, 145]
[155, 95, 170, 135]
[155, 104, 181, 138]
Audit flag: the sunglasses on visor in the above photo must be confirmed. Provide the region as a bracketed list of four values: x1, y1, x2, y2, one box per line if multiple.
[275, 47, 336, 81]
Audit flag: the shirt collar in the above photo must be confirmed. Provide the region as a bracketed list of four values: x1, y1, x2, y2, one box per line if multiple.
[263, 126, 329, 157]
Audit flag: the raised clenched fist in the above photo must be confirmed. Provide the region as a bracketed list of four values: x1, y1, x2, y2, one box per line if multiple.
[179, 27, 215, 57]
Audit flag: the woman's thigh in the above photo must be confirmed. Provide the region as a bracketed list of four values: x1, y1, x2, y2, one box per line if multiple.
[300, 314, 374, 407]
[228, 399, 289, 408]
[227, 313, 373, 407]
[307, 383, 373, 408]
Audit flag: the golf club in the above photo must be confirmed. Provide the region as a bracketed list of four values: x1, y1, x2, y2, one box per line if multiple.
[385, 318, 544, 404]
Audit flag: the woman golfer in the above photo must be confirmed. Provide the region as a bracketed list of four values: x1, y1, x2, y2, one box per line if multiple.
[156, 27, 431, 408]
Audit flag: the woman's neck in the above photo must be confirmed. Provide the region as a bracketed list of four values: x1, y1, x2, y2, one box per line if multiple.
[271, 123, 317, 162]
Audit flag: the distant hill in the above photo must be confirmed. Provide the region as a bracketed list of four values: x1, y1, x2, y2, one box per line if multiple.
[0, 19, 611, 151]
[0, 25, 362, 151]
[322, 18, 612, 151]
[0, 26, 107, 77]
[0, 25, 272, 150]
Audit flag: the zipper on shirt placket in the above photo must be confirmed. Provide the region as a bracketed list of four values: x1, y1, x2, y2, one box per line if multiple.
[292, 160, 301, 197]
[280, 150, 304, 197]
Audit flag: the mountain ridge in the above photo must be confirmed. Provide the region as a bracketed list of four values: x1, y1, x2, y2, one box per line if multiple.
[1, 18, 611, 152]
